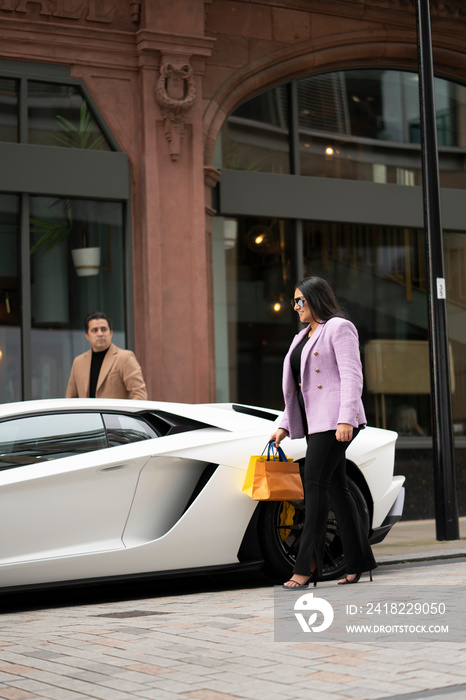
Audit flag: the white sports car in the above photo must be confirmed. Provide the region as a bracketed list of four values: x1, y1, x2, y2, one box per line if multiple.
[0, 399, 405, 592]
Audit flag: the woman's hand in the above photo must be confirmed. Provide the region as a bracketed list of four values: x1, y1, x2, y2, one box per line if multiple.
[335, 423, 353, 442]
[270, 428, 288, 449]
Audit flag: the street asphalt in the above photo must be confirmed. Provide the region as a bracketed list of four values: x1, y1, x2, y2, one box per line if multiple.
[0, 518, 465, 700]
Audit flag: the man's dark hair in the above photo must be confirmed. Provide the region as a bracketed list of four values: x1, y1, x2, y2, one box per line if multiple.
[84, 311, 113, 333]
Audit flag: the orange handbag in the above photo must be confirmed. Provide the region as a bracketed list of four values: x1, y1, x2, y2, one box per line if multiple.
[242, 441, 304, 501]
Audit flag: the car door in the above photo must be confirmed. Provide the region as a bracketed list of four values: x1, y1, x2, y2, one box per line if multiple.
[0, 411, 152, 564]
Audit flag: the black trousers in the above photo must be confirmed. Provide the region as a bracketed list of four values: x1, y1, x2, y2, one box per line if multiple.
[293, 428, 377, 577]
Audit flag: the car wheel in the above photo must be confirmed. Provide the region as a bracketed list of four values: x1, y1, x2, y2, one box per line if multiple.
[258, 476, 370, 582]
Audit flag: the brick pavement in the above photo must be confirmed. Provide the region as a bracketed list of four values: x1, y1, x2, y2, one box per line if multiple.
[0, 553, 466, 700]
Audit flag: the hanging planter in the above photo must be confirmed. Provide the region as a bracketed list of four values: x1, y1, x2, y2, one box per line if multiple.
[30, 199, 103, 277]
[71, 246, 101, 277]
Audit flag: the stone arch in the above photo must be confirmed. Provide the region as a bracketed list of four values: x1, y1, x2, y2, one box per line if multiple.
[203, 31, 466, 165]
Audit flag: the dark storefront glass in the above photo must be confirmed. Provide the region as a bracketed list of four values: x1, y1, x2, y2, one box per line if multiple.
[445, 231, 466, 438]
[28, 81, 111, 150]
[301, 220, 431, 433]
[0, 78, 18, 143]
[224, 216, 294, 407]
[29, 196, 125, 399]
[0, 193, 21, 403]
[220, 216, 466, 439]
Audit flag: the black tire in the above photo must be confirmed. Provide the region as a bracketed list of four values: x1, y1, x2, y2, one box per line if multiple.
[258, 476, 370, 582]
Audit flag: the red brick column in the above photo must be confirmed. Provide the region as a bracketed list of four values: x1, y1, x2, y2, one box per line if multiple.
[132, 1, 216, 402]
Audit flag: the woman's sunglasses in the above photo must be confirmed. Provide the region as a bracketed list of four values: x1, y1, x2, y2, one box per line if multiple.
[291, 297, 306, 308]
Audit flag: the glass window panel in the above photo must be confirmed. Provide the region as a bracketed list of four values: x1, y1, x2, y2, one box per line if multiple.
[29, 196, 126, 399]
[103, 413, 159, 446]
[301, 220, 431, 433]
[298, 72, 352, 135]
[297, 69, 466, 188]
[221, 86, 290, 173]
[445, 231, 466, 437]
[215, 214, 466, 437]
[0, 412, 106, 470]
[344, 70, 393, 140]
[299, 70, 422, 185]
[218, 70, 466, 186]
[0, 78, 18, 143]
[222, 216, 295, 407]
[28, 81, 111, 151]
[0, 193, 21, 403]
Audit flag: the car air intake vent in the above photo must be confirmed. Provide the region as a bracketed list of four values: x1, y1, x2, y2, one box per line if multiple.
[232, 404, 278, 421]
[182, 463, 218, 515]
[145, 410, 210, 436]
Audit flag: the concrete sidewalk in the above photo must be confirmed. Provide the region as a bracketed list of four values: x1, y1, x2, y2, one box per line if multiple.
[372, 516, 466, 563]
[0, 520, 465, 700]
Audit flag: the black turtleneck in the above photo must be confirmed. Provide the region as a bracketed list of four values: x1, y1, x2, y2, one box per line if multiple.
[89, 347, 109, 398]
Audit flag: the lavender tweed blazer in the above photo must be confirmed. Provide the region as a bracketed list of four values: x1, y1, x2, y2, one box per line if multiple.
[279, 317, 367, 439]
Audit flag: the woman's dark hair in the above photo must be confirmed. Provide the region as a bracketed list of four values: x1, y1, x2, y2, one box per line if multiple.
[295, 276, 349, 322]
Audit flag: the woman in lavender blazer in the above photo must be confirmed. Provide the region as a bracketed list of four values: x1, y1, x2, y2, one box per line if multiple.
[270, 276, 376, 588]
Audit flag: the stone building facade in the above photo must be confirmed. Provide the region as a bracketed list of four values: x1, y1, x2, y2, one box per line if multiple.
[1, 1, 466, 520]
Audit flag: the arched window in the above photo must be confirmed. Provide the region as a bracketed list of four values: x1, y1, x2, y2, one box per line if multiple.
[220, 68, 466, 187]
[213, 68, 466, 449]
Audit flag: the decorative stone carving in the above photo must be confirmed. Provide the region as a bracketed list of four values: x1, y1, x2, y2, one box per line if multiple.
[129, 0, 142, 23]
[204, 0, 214, 26]
[154, 57, 197, 161]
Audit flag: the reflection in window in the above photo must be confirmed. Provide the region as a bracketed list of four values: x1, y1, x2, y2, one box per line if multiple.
[299, 70, 464, 145]
[0, 413, 107, 470]
[221, 69, 466, 189]
[221, 85, 290, 174]
[298, 73, 351, 135]
[0, 78, 18, 143]
[445, 231, 466, 437]
[0, 193, 21, 403]
[297, 70, 464, 185]
[223, 216, 294, 407]
[299, 220, 466, 436]
[103, 413, 159, 446]
[28, 81, 111, 150]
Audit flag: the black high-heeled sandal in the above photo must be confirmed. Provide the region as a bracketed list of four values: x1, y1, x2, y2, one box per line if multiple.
[282, 570, 318, 590]
[338, 570, 373, 585]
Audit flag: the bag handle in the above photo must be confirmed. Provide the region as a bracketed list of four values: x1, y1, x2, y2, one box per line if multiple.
[266, 440, 288, 463]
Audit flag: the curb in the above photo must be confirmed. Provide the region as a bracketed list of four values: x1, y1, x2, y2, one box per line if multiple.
[377, 550, 466, 566]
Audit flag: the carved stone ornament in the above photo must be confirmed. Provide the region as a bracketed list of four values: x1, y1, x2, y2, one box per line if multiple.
[154, 59, 197, 161]
[129, 0, 142, 24]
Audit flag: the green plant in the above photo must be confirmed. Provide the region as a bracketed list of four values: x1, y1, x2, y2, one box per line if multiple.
[30, 201, 73, 256]
[30, 200, 89, 256]
[52, 102, 105, 150]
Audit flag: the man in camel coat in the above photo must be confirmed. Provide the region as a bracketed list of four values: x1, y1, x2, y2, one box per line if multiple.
[66, 311, 148, 400]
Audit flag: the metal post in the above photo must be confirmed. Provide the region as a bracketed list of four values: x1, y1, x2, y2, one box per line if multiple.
[415, 0, 459, 540]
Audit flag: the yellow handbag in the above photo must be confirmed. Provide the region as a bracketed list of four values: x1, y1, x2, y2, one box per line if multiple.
[242, 441, 304, 501]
